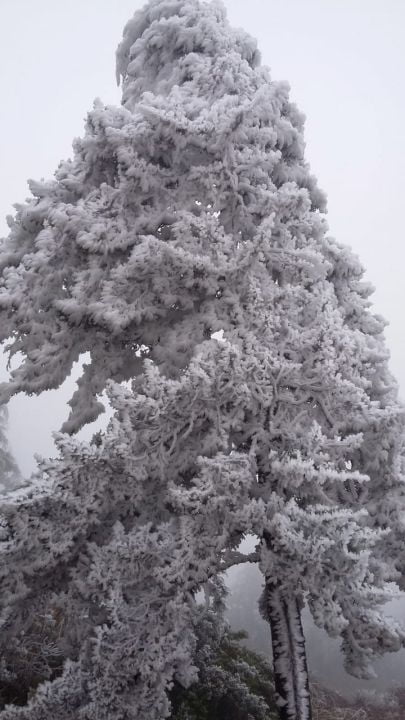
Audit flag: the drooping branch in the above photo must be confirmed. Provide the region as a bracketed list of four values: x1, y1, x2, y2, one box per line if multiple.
[220, 550, 259, 571]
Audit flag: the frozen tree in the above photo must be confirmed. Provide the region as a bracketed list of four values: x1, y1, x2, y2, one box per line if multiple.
[1, 1, 405, 719]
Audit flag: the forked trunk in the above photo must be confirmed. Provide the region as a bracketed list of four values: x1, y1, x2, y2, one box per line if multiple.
[265, 580, 312, 720]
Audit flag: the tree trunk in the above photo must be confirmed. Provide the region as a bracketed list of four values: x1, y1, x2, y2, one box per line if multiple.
[265, 580, 312, 720]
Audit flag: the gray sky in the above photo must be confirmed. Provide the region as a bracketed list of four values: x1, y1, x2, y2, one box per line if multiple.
[1, 0, 405, 694]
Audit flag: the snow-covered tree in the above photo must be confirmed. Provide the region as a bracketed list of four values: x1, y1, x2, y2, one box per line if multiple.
[1, 1, 405, 719]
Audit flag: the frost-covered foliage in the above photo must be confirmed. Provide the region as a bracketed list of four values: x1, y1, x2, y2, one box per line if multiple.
[0, 407, 21, 494]
[0, 353, 262, 719]
[1, 1, 405, 719]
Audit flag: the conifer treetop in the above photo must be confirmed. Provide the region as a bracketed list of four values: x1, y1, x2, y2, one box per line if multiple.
[0, 0, 324, 433]
[116, 0, 261, 106]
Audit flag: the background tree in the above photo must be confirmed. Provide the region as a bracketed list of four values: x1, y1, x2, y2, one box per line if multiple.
[0, 407, 21, 494]
[1, 1, 404, 720]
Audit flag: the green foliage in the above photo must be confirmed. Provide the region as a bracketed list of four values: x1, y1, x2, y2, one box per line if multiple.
[0, 606, 64, 710]
[170, 610, 278, 720]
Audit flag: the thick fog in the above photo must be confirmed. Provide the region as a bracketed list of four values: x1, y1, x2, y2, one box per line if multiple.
[1, 0, 404, 699]
[226, 561, 405, 698]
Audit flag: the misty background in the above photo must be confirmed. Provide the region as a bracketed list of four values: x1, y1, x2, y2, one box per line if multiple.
[1, 0, 404, 698]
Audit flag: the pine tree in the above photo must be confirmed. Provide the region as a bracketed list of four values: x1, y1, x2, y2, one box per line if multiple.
[1, 2, 404, 719]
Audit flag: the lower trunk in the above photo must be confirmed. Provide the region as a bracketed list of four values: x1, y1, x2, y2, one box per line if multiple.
[265, 580, 312, 720]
